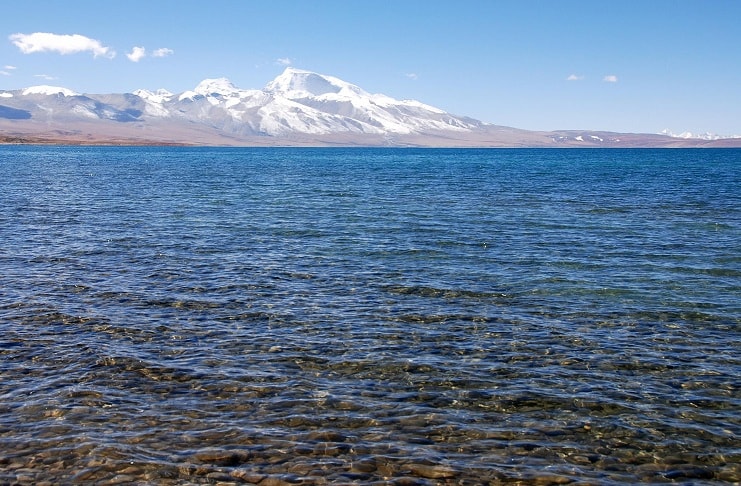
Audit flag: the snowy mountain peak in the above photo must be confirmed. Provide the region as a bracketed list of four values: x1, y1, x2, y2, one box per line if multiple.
[22, 85, 79, 97]
[194, 78, 240, 97]
[265, 67, 365, 98]
[133, 88, 174, 103]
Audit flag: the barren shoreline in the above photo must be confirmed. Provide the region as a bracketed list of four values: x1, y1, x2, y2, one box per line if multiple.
[2, 132, 740, 148]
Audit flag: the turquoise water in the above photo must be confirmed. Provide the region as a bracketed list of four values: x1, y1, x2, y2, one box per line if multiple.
[0, 147, 739, 484]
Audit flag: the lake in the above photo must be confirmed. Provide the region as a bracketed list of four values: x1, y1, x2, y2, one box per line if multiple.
[0, 146, 738, 484]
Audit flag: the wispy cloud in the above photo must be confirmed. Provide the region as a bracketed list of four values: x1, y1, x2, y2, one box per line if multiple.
[34, 73, 57, 81]
[405, 73, 418, 80]
[603, 74, 618, 83]
[152, 47, 173, 58]
[126, 46, 146, 62]
[9, 32, 114, 58]
[127, 46, 173, 62]
[276, 57, 292, 66]
[0, 71, 10, 76]
[4, 65, 16, 70]
[566, 74, 584, 81]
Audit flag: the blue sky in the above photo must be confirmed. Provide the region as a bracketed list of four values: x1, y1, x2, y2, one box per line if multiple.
[1, 0, 739, 135]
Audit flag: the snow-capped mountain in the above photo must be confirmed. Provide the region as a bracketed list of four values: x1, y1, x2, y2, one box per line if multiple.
[1, 68, 739, 147]
[659, 129, 741, 141]
[21, 85, 79, 97]
[0, 67, 486, 142]
[130, 67, 482, 136]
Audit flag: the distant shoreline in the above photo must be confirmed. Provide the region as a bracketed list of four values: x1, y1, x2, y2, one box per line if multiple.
[2, 135, 740, 148]
[0, 135, 193, 147]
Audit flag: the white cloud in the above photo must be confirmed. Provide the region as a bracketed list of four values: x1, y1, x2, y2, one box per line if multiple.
[405, 73, 418, 80]
[126, 47, 173, 61]
[603, 74, 618, 83]
[0, 71, 10, 76]
[566, 74, 584, 81]
[152, 47, 173, 58]
[127, 46, 146, 62]
[9, 32, 114, 58]
[34, 73, 57, 81]
[276, 57, 292, 66]
[4, 65, 16, 70]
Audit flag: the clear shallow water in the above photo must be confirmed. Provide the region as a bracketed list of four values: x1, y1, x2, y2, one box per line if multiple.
[0, 146, 738, 485]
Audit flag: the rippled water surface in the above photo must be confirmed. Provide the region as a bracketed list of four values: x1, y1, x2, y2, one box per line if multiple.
[0, 147, 739, 484]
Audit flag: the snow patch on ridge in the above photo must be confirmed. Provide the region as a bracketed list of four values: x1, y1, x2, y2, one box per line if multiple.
[133, 88, 175, 117]
[72, 104, 99, 119]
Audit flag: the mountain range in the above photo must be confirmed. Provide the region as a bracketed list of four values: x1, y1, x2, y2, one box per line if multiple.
[1, 67, 739, 147]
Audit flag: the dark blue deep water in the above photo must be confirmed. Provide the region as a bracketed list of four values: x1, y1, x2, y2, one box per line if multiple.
[0, 147, 739, 484]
